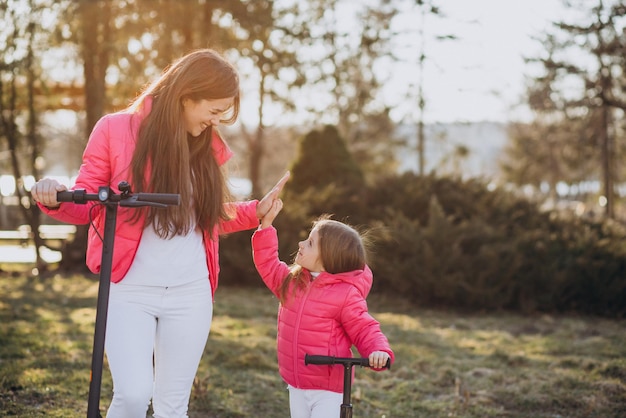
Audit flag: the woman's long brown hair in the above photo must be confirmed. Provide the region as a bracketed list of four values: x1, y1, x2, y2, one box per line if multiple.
[127, 49, 241, 237]
[278, 216, 368, 304]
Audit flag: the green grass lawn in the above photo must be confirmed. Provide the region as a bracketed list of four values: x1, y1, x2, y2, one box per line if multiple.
[0, 271, 625, 417]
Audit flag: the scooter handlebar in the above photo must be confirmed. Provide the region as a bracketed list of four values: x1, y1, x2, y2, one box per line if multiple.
[55, 189, 180, 206]
[305, 354, 390, 369]
[135, 192, 180, 206]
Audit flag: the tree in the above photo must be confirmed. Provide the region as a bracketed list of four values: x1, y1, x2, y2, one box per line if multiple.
[521, 0, 626, 218]
[502, 118, 598, 201]
[223, 0, 304, 197]
[286, 125, 364, 194]
[0, 0, 67, 270]
[42, 0, 114, 269]
[276, 0, 405, 180]
[78, 0, 111, 133]
[283, 125, 364, 216]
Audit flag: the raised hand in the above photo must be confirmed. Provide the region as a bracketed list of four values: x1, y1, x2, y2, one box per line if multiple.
[256, 171, 290, 219]
[260, 199, 283, 229]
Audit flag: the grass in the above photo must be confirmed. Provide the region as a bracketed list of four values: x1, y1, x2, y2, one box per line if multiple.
[0, 269, 625, 417]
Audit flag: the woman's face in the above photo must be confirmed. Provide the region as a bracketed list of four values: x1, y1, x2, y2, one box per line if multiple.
[295, 227, 325, 273]
[182, 97, 234, 137]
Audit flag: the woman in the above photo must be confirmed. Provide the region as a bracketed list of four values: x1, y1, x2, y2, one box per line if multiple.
[31, 49, 289, 418]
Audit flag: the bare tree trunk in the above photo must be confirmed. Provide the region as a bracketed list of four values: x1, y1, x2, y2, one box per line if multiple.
[600, 105, 613, 218]
[81, 0, 109, 133]
[61, 0, 111, 270]
[0, 41, 47, 267]
[416, 3, 426, 176]
[248, 71, 266, 199]
[24, 17, 47, 271]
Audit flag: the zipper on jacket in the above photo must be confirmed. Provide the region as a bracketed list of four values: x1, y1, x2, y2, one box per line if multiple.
[293, 281, 313, 388]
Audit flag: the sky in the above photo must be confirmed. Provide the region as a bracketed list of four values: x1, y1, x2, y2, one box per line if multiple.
[245, 0, 575, 127]
[36, 0, 575, 127]
[388, 0, 571, 124]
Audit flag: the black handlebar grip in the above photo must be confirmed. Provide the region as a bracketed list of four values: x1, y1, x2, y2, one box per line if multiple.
[356, 357, 371, 367]
[305, 355, 336, 366]
[136, 193, 181, 206]
[56, 189, 90, 204]
[56, 191, 74, 202]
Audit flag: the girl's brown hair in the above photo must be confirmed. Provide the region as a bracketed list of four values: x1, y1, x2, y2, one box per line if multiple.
[278, 216, 368, 304]
[128, 49, 241, 237]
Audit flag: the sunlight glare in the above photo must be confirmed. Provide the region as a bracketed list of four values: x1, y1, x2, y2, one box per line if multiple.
[128, 38, 142, 55]
[22, 175, 35, 192]
[0, 175, 16, 197]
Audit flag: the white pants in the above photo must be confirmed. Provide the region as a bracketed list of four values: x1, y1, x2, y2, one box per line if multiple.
[104, 279, 213, 418]
[287, 385, 342, 418]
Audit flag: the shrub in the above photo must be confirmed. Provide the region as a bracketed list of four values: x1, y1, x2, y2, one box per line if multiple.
[366, 173, 626, 317]
[221, 137, 626, 317]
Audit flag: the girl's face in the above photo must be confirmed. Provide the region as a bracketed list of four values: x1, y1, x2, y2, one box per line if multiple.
[182, 97, 234, 137]
[295, 227, 325, 273]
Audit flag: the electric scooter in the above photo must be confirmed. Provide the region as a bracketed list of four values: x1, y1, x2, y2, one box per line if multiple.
[56, 181, 180, 418]
[305, 354, 391, 418]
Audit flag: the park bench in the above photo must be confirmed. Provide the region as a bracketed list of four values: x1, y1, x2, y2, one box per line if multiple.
[0, 224, 77, 246]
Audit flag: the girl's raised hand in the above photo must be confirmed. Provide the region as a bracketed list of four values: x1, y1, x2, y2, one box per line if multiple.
[260, 198, 283, 229]
[256, 171, 290, 219]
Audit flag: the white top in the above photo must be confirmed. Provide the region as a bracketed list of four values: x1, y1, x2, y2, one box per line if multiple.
[122, 224, 209, 287]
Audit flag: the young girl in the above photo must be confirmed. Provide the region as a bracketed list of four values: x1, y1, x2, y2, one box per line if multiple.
[252, 198, 394, 418]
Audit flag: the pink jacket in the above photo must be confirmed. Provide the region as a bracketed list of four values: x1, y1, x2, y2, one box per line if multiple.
[40, 97, 259, 298]
[251, 226, 394, 393]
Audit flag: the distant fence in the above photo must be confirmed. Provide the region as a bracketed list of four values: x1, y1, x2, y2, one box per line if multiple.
[0, 224, 76, 246]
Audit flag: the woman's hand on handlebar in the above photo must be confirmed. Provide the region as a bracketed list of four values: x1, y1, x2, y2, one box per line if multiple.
[369, 351, 390, 369]
[31, 178, 67, 208]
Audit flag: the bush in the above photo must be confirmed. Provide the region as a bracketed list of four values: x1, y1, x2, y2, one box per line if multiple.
[221, 138, 626, 317]
[365, 173, 626, 317]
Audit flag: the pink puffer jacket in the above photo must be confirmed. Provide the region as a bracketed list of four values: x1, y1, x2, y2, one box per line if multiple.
[39, 97, 259, 298]
[251, 226, 394, 393]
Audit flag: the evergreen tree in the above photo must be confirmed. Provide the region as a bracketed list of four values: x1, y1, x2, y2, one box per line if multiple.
[276, 125, 366, 248]
[286, 125, 364, 194]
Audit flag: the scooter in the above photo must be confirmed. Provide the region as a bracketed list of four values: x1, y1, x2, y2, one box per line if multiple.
[57, 181, 180, 418]
[305, 354, 391, 418]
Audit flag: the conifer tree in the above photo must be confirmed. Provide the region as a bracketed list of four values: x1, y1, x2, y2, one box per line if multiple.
[286, 125, 364, 194]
